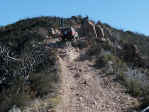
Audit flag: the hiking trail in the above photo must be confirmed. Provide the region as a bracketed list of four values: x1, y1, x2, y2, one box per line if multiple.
[56, 42, 139, 112]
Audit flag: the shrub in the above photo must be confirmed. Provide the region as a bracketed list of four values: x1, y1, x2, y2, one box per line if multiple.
[125, 79, 142, 97]
[0, 43, 60, 111]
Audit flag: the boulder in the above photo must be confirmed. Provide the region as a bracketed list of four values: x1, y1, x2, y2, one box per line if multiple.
[8, 105, 21, 112]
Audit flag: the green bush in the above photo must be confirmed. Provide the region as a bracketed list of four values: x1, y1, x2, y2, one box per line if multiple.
[30, 65, 59, 97]
[125, 79, 142, 97]
[103, 53, 115, 62]
[116, 71, 125, 81]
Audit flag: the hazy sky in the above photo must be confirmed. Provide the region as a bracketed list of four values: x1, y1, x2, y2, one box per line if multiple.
[1, 0, 149, 35]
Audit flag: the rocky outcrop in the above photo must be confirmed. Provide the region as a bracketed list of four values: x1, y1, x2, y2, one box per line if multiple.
[95, 25, 104, 38]
[80, 17, 106, 43]
[80, 17, 97, 38]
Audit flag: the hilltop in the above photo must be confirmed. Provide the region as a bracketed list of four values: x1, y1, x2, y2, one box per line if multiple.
[0, 16, 149, 112]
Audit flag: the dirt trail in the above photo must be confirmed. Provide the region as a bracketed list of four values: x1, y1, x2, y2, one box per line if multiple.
[56, 44, 139, 112]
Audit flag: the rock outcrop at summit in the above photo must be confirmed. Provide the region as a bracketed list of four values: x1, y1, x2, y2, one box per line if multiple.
[80, 17, 105, 40]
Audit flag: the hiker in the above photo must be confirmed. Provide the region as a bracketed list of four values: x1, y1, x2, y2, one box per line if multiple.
[49, 28, 55, 36]
[70, 27, 79, 40]
[60, 27, 79, 41]
[60, 28, 67, 41]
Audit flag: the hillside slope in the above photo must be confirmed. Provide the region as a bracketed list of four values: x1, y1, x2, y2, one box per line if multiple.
[0, 16, 149, 112]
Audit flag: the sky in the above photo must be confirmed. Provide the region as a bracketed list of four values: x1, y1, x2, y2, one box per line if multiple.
[0, 0, 149, 35]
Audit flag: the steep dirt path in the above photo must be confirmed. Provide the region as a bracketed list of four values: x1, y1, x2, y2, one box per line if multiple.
[56, 46, 81, 112]
[56, 44, 139, 112]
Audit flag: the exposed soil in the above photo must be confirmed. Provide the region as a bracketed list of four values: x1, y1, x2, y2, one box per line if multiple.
[56, 42, 139, 112]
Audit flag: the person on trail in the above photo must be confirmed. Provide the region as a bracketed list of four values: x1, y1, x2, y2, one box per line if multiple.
[60, 28, 67, 41]
[60, 27, 79, 41]
[71, 27, 79, 40]
[49, 28, 55, 36]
